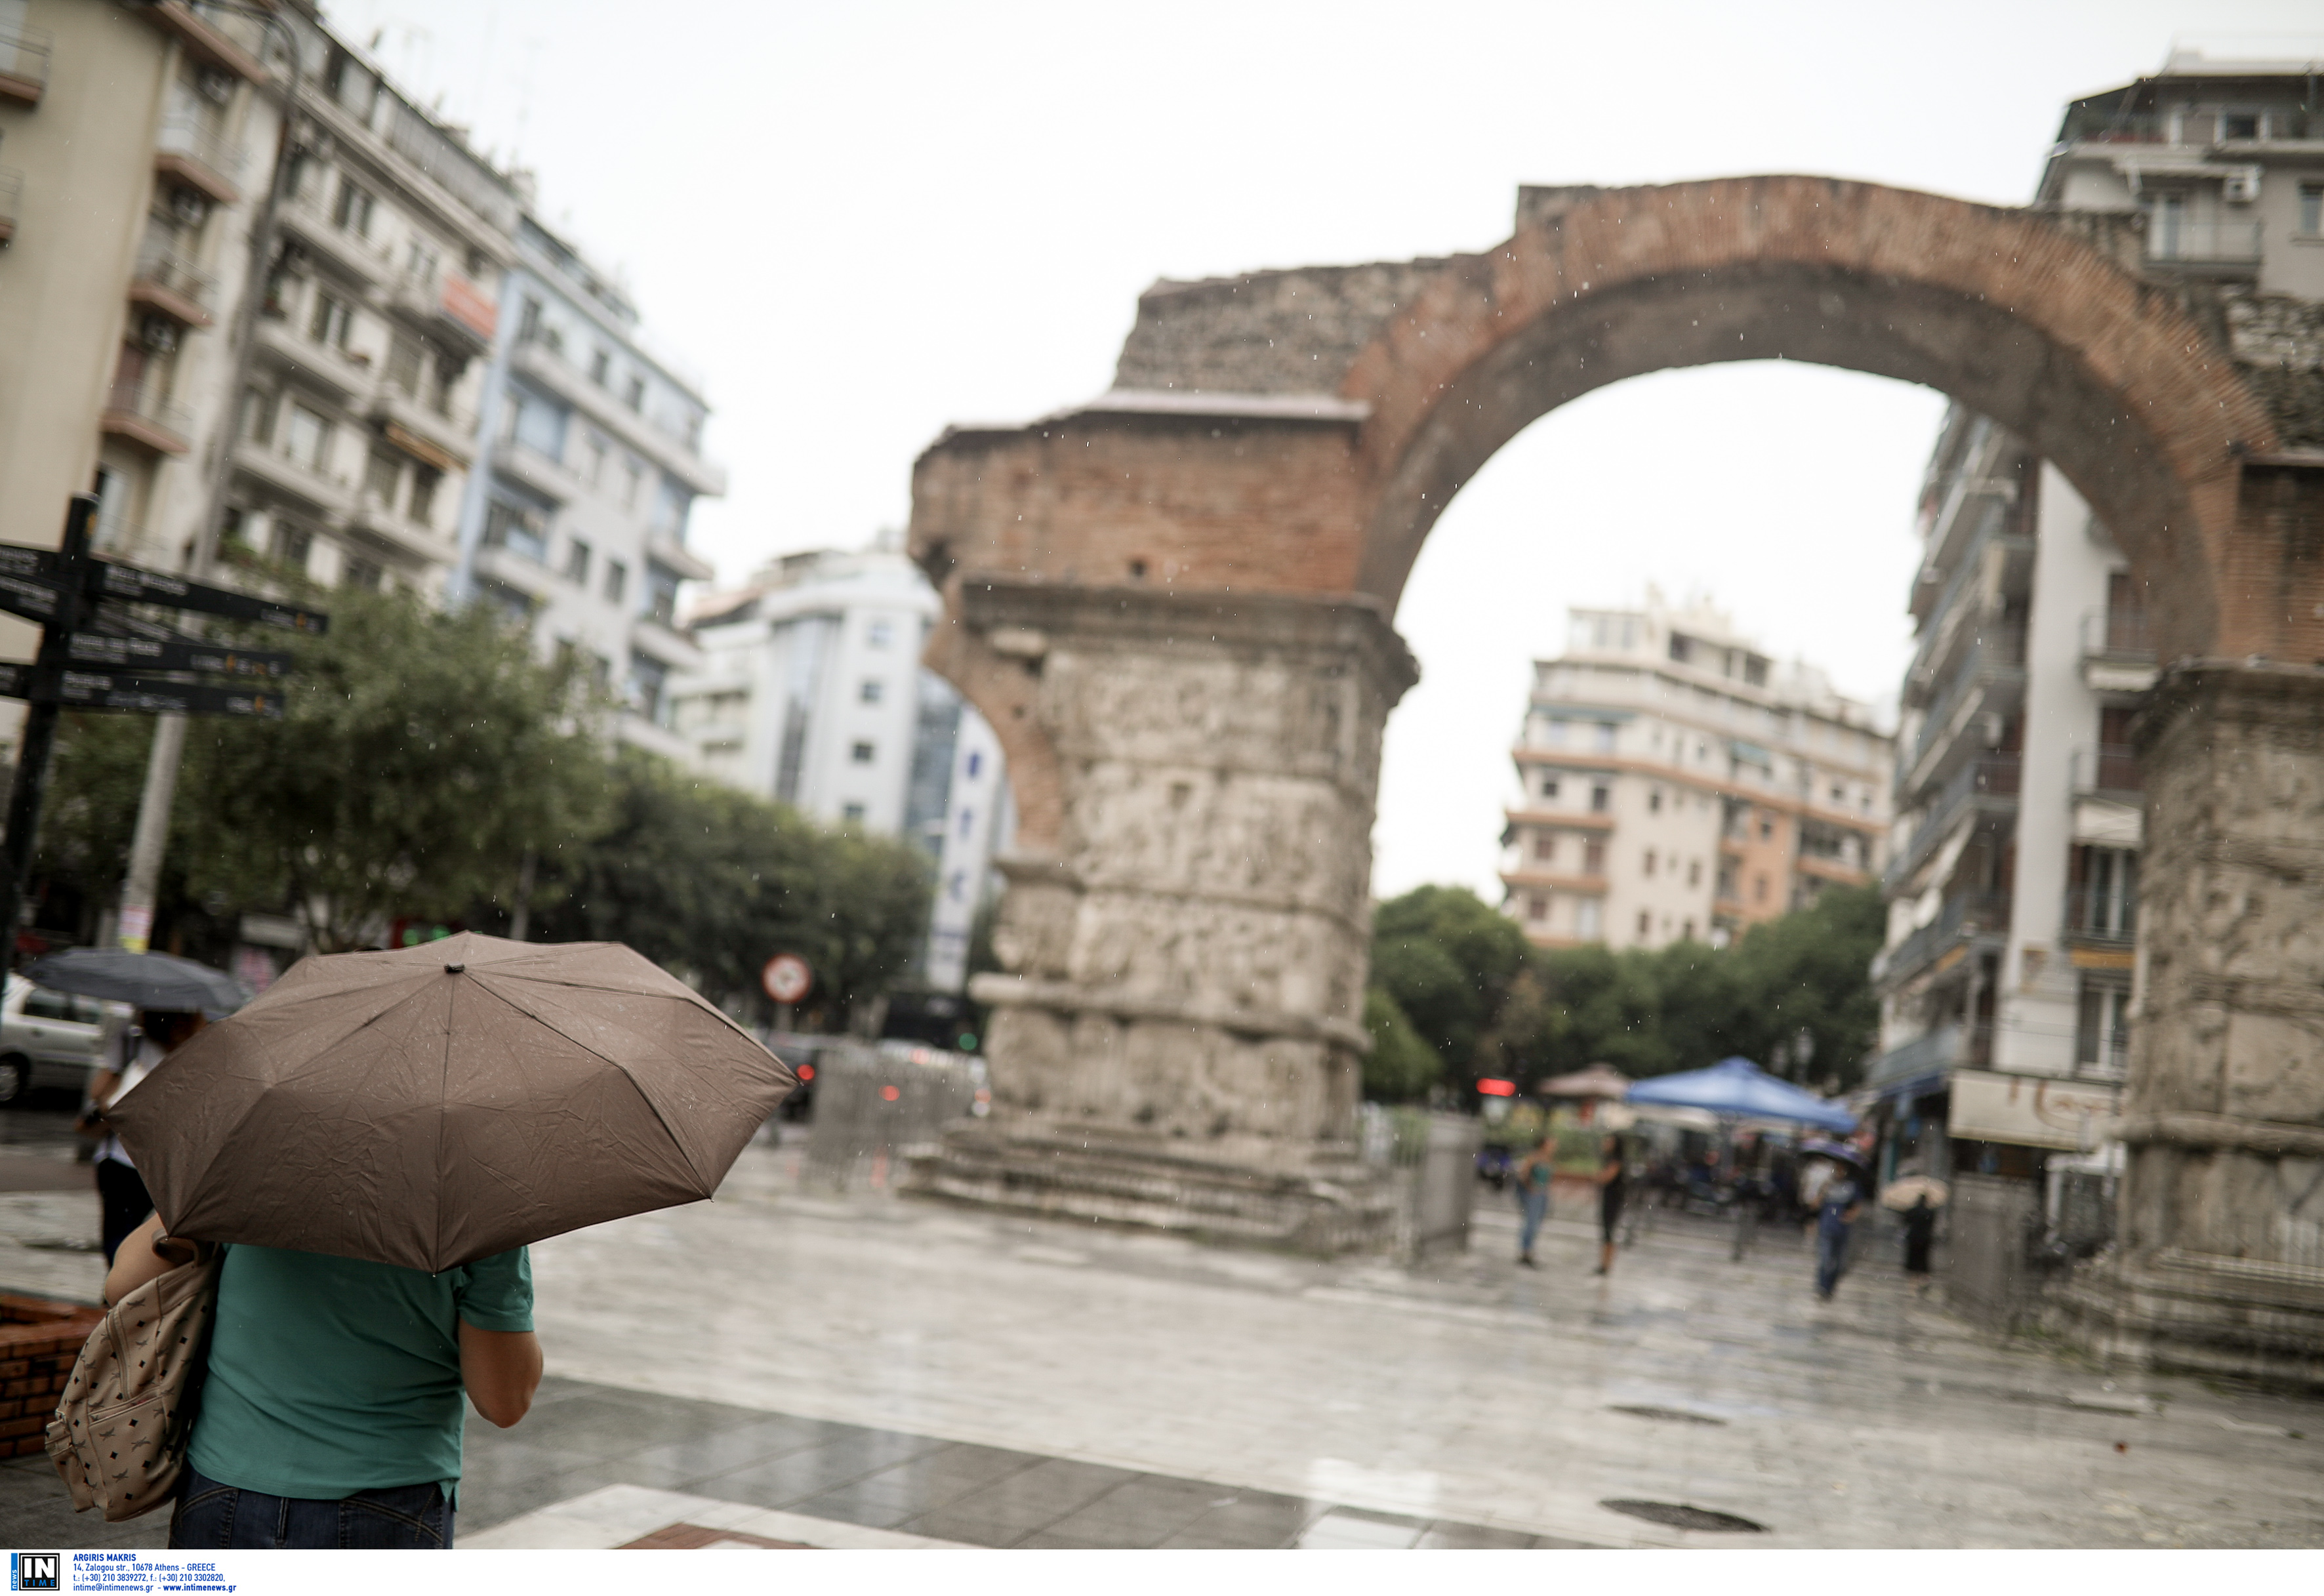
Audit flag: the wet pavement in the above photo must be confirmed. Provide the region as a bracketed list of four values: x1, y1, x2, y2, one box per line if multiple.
[2, 1121, 2321, 1549]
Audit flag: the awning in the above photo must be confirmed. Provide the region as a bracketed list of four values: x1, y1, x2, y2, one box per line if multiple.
[384, 420, 459, 475]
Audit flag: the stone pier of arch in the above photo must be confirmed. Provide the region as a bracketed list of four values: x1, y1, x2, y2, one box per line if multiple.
[904, 178, 2324, 1381]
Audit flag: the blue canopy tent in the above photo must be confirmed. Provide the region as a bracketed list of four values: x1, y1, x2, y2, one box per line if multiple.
[1625, 1055, 1857, 1134]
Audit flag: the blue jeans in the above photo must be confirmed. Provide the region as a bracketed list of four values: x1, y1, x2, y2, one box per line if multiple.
[169, 1465, 455, 1549]
[1816, 1225, 1851, 1298]
[1518, 1187, 1550, 1256]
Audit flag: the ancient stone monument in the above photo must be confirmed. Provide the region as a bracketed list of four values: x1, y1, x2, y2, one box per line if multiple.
[905, 178, 2324, 1378]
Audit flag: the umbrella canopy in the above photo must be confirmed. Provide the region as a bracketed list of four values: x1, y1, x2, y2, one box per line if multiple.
[1881, 1176, 1949, 1210]
[1800, 1136, 1868, 1166]
[20, 948, 249, 1016]
[1625, 1056, 1857, 1134]
[108, 933, 796, 1273]
[1536, 1063, 1632, 1099]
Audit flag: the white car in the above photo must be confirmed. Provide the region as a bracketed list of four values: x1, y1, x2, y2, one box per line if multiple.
[0, 977, 112, 1105]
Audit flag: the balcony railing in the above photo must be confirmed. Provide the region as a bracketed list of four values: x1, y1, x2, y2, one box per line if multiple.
[2070, 745, 2143, 796]
[2080, 607, 2154, 661]
[131, 244, 216, 317]
[2148, 218, 2263, 266]
[2057, 108, 2165, 145]
[0, 166, 19, 244]
[1878, 890, 2010, 988]
[2063, 885, 2137, 945]
[104, 382, 194, 447]
[0, 22, 51, 100]
[1864, 1022, 1996, 1093]
[1885, 755, 2020, 888]
[154, 112, 247, 186]
[1906, 623, 2027, 774]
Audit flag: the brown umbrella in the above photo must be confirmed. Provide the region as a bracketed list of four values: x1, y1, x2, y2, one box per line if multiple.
[1536, 1063, 1632, 1099]
[108, 933, 796, 1273]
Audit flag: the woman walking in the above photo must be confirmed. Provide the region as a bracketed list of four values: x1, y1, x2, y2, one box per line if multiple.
[1902, 1193, 1938, 1295]
[80, 1010, 203, 1264]
[1594, 1134, 1626, 1277]
[1513, 1133, 1555, 1267]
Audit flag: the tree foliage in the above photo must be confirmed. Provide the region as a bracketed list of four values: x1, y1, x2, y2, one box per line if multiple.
[528, 747, 930, 1025]
[1368, 886, 1530, 1080]
[1360, 985, 1440, 1102]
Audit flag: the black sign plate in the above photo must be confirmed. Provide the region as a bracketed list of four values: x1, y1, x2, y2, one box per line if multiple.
[54, 671, 287, 718]
[0, 546, 59, 581]
[0, 573, 61, 624]
[65, 632, 295, 678]
[92, 562, 329, 634]
[0, 663, 26, 698]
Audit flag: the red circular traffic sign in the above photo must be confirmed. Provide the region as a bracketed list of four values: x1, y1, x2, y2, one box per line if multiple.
[762, 954, 812, 1005]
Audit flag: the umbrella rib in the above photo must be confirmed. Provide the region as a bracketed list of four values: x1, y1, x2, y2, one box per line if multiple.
[460, 977, 718, 1193]
[485, 971, 765, 1044]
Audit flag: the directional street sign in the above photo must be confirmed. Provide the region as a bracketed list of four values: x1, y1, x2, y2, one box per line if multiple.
[92, 561, 329, 634]
[65, 631, 295, 678]
[0, 572, 60, 625]
[53, 671, 285, 719]
[0, 546, 58, 580]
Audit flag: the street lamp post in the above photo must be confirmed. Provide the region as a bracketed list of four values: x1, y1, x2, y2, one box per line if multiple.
[114, 0, 302, 952]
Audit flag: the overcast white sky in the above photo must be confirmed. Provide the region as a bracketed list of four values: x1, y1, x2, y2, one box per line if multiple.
[332, 0, 2321, 899]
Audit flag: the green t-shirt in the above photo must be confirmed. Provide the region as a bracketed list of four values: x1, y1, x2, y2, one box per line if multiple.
[187, 1244, 533, 1501]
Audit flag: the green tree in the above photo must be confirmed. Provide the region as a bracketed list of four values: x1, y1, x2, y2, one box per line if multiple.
[1369, 885, 1530, 1082]
[177, 588, 608, 951]
[1360, 985, 1440, 1101]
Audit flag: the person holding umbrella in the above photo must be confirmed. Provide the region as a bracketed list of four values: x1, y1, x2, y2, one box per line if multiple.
[1513, 1132, 1555, 1267]
[80, 1010, 205, 1264]
[94, 933, 796, 1548]
[1813, 1158, 1865, 1302]
[1593, 1133, 1627, 1277]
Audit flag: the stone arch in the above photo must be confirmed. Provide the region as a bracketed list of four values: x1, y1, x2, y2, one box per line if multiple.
[1338, 177, 2276, 657]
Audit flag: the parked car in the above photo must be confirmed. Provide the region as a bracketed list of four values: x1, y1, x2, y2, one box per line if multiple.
[0, 977, 112, 1105]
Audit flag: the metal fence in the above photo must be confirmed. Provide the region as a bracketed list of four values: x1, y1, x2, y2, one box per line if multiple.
[1360, 1105, 1480, 1261]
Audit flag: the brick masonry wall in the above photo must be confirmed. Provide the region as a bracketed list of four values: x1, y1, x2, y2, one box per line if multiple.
[0, 1295, 102, 1459]
[1111, 260, 1456, 396]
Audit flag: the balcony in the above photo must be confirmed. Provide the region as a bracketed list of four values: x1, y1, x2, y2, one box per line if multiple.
[2062, 885, 2137, 948]
[252, 314, 377, 401]
[2056, 108, 2165, 146]
[388, 269, 498, 358]
[510, 337, 727, 497]
[367, 388, 473, 470]
[473, 542, 557, 603]
[1886, 754, 2020, 890]
[1876, 889, 2010, 991]
[629, 615, 705, 673]
[349, 490, 455, 565]
[0, 22, 50, 106]
[492, 439, 581, 506]
[231, 438, 354, 519]
[647, 531, 714, 584]
[128, 245, 216, 328]
[1863, 1023, 1992, 1099]
[277, 194, 392, 286]
[1901, 624, 2027, 791]
[2070, 745, 2142, 800]
[153, 113, 245, 207]
[100, 383, 193, 456]
[0, 166, 18, 247]
[2079, 607, 2157, 693]
[2146, 218, 2262, 274]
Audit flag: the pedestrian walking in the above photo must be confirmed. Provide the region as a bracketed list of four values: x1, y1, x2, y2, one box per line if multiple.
[102, 1212, 540, 1549]
[79, 1010, 203, 1265]
[1514, 1133, 1555, 1266]
[1595, 1134, 1625, 1277]
[1814, 1165, 1864, 1301]
[1902, 1193, 1938, 1294]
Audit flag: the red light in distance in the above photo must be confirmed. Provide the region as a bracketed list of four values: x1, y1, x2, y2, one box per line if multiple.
[796, 1063, 815, 1082]
[1477, 1078, 1517, 1097]
[880, 1085, 901, 1101]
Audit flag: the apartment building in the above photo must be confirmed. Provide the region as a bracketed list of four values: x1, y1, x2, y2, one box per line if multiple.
[669, 542, 1011, 989]
[1499, 595, 1892, 952]
[449, 214, 724, 759]
[222, 16, 517, 596]
[1862, 50, 2323, 1199]
[0, 0, 282, 612]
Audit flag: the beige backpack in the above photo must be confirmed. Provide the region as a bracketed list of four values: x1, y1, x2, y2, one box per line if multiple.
[45, 1248, 222, 1521]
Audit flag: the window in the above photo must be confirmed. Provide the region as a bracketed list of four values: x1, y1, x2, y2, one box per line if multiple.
[588, 348, 611, 386]
[624, 375, 645, 412]
[2303, 184, 2324, 236]
[342, 558, 383, 591]
[563, 538, 592, 584]
[2220, 110, 2261, 141]
[1576, 899, 1602, 939]
[1648, 788, 1662, 813]
[1688, 859, 1702, 887]
[333, 178, 373, 237]
[623, 460, 644, 510]
[1682, 919, 1694, 941]
[644, 563, 682, 628]
[386, 335, 424, 397]
[851, 741, 875, 764]
[868, 619, 894, 649]
[1539, 774, 1560, 800]
[1544, 718, 1568, 747]
[513, 392, 570, 461]
[650, 478, 692, 542]
[517, 297, 543, 344]
[310, 293, 353, 349]
[1637, 911, 1652, 938]
[842, 802, 867, 823]
[1527, 893, 1547, 922]
[1643, 849, 1656, 877]
[583, 434, 607, 487]
[1594, 722, 1617, 752]
[282, 403, 329, 471]
[362, 447, 400, 504]
[604, 560, 628, 604]
[1589, 783, 1610, 813]
[482, 497, 550, 563]
[1759, 817, 1774, 841]
[405, 239, 439, 283]
[628, 653, 671, 724]
[271, 522, 312, 569]
[1754, 874, 1768, 903]
[860, 679, 884, 705]
[2076, 981, 2132, 1078]
[2072, 845, 2139, 939]
[1583, 839, 1605, 874]
[966, 751, 983, 779]
[408, 467, 441, 526]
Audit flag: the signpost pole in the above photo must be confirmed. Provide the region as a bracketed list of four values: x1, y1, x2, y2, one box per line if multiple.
[0, 495, 97, 964]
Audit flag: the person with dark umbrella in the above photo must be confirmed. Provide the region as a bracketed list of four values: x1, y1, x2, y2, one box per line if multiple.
[78, 1009, 205, 1263]
[1814, 1160, 1865, 1301]
[1594, 1133, 1627, 1277]
[1902, 1193, 1939, 1295]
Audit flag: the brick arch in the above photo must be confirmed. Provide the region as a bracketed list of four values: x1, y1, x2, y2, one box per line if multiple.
[1341, 176, 2277, 658]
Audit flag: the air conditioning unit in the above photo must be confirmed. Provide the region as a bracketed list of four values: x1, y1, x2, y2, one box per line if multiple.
[195, 66, 236, 105]
[1976, 710, 2006, 748]
[168, 188, 211, 226]
[2223, 167, 2262, 205]
[140, 314, 179, 354]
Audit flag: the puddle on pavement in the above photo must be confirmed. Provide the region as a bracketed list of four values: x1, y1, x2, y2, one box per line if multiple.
[1601, 1500, 1766, 1533]
[1608, 1404, 1728, 1425]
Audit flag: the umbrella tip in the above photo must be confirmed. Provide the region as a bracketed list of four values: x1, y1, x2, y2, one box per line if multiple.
[444, 962, 466, 974]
